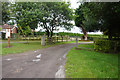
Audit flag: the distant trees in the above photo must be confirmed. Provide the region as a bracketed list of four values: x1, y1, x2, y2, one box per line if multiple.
[75, 2, 120, 40]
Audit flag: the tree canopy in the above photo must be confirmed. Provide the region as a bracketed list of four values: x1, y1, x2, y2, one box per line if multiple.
[38, 2, 73, 37]
[75, 2, 120, 40]
[2, 2, 11, 24]
[9, 2, 73, 37]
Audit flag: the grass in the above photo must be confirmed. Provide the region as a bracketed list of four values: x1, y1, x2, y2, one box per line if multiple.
[65, 44, 118, 78]
[2, 39, 41, 42]
[78, 43, 94, 49]
[1, 41, 76, 55]
[0, 27, 2, 31]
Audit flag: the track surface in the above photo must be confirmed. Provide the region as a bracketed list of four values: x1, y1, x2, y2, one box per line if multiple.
[2, 43, 77, 78]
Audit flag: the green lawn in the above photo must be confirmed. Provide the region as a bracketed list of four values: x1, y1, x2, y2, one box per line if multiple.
[78, 43, 94, 49]
[1, 41, 76, 55]
[65, 44, 118, 78]
[0, 27, 2, 31]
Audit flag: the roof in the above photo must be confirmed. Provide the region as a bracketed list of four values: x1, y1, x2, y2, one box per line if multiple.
[0, 24, 15, 29]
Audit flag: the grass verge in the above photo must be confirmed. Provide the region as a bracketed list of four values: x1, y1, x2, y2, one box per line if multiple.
[1, 41, 76, 55]
[65, 44, 118, 78]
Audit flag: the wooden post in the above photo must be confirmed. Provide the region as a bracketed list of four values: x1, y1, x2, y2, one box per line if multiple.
[57, 37, 58, 42]
[62, 36, 63, 42]
[67, 36, 68, 42]
[66, 37, 67, 42]
[41, 34, 45, 46]
[71, 37, 72, 41]
[76, 36, 78, 48]
[8, 37, 10, 47]
[76, 36, 78, 45]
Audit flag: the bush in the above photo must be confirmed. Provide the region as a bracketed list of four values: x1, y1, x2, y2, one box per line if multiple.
[94, 39, 120, 53]
[2, 32, 5, 40]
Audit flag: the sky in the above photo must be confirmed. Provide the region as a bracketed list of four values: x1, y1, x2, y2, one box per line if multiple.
[36, 0, 103, 34]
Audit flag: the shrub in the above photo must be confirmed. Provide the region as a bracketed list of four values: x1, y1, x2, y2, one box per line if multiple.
[2, 32, 5, 40]
[94, 39, 120, 53]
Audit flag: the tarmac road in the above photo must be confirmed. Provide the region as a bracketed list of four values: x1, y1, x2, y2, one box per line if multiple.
[2, 43, 77, 78]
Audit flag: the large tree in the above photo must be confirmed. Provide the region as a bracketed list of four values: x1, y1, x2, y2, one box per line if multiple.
[10, 2, 73, 37]
[75, 5, 88, 40]
[75, 2, 120, 40]
[38, 2, 73, 37]
[75, 4, 98, 40]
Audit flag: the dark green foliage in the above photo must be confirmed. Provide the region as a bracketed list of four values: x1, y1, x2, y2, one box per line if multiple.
[11, 2, 41, 30]
[75, 2, 120, 40]
[10, 2, 73, 38]
[58, 32, 83, 37]
[2, 2, 11, 24]
[2, 32, 5, 39]
[94, 40, 120, 53]
[89, 2, 120, 40]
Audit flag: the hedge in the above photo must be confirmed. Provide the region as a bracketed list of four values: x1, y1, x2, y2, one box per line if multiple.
[94, 39, 120, 53]
[2, 32, 5, 39]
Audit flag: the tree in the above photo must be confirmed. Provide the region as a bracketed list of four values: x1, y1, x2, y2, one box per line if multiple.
[10, 2, 43, 36]
[75, 2, 120, 40]
[10, 2, 73, 38]
[75, 4, 90, 40]
[38, 2, 73, 38]
[2, 2, 11, 24]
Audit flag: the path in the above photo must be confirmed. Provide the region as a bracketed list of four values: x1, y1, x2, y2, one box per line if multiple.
[2, 43, 77, 78]
[2, 42, 93, 78]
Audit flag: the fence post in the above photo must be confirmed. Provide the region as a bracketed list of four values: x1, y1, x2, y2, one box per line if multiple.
[8, 37, 10, 47]
[62, 36, 63, 42]
[66, 37, 67, 42]
[67, 36, 69, 42]
[57, 37, 58, 42]
[71, 37, 72, 41]
[76, 36, 78, 45]
[41, 34, 46, 46]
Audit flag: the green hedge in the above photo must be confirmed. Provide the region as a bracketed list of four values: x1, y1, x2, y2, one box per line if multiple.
[94, 40, 120, 53]
[2, 32, 5, 39]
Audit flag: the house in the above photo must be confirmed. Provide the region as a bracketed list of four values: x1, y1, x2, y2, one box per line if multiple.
[0, 24, 17, 39]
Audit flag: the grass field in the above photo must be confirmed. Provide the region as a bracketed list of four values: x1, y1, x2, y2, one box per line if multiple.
[1, 41, 76, 55]
[65, 44, 118, 78]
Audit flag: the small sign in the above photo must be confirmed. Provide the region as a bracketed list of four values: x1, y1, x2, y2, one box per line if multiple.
[6, 29, 10, 38]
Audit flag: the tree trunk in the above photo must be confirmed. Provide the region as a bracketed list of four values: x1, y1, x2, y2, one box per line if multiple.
[50, 31, 53, 38]
[108, 35, 112, 40]
[108, 30, 112, 40]
[46, 30, 49, 38]
[80, 26, 87, 40]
